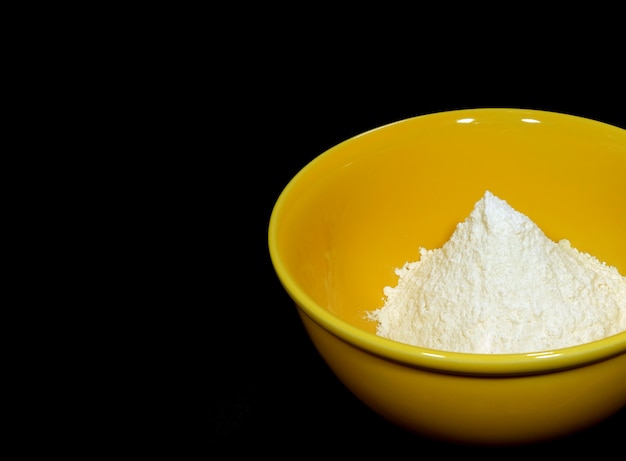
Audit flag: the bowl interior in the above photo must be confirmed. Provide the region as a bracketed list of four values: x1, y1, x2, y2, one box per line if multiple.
[271, 108, 626, 346]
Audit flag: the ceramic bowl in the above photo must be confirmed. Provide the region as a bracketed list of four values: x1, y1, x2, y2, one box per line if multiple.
[268, 108, 626, 445]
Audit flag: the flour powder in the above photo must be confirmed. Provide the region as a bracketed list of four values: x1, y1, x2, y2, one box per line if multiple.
[367, 190, 626, 354]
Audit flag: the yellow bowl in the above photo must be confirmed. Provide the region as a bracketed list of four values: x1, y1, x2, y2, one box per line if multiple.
[268, 108, 626, 445]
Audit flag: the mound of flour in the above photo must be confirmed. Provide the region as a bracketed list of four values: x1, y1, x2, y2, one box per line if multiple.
[367, 191, 626, 354]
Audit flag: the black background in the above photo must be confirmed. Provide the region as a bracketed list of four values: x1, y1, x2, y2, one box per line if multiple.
[169, 18, 626, 457]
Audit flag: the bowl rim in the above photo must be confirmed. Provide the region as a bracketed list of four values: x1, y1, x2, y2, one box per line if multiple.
[268, 107, 626, 376]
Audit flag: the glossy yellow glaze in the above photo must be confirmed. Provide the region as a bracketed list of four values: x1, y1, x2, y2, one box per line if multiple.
[268, 108, 626, 445]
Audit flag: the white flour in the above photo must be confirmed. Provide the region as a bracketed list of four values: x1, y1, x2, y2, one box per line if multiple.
[367, 191, 626, 354]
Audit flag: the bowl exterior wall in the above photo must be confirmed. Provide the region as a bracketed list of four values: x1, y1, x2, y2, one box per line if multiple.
[299, 309, 626, 445]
